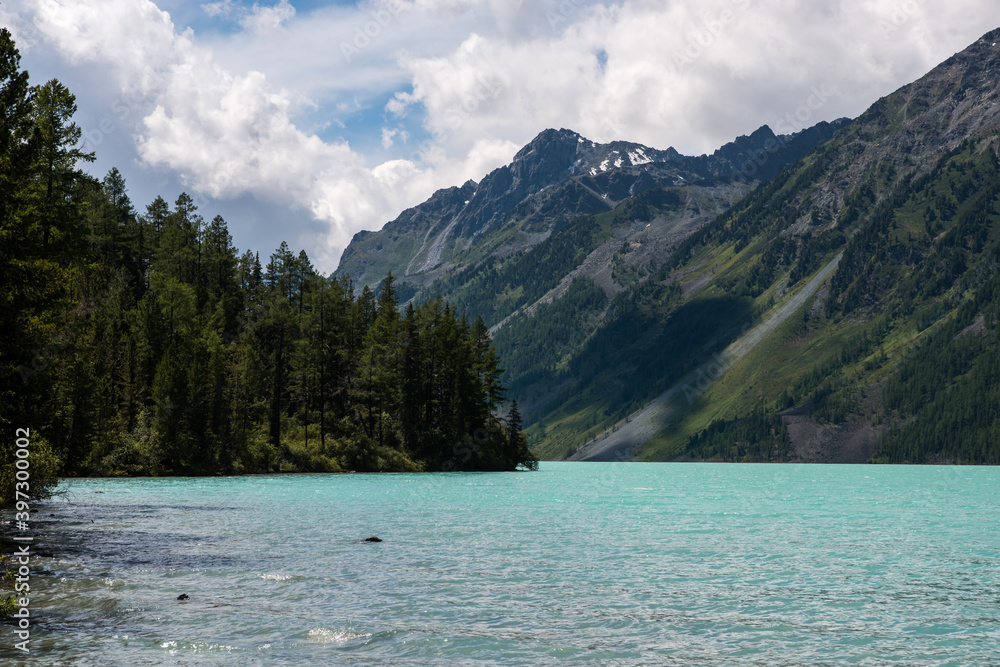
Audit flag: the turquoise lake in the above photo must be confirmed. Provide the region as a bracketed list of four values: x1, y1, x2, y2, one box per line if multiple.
[15, 463, 1000, 665]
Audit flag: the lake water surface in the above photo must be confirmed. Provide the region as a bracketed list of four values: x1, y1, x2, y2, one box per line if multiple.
[13, 463, 1000, 665]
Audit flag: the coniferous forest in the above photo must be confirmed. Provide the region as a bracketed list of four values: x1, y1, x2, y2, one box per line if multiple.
[0, 30, 535, 506]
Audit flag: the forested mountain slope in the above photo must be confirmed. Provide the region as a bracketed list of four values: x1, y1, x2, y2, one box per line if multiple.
[347, 28, 1000, 465]
[335, 119, 847, 453]
[563, 28, 1000, 464]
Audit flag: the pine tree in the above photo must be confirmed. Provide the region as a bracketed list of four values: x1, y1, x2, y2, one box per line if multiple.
[0, 32, 69, 502]
[400, 302, 422, 454]
[367, 273, 401, 447]
[0, 27, 42, 427]
[154, 194, 201, 285]
[143, 195, 169, 246]
[505, 399, 536, 470]
[471, 315, 505, 417]
[31, 78, 94, 253]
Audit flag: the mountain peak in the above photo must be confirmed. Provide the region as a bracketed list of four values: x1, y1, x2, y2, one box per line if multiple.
[515, 128, 582, 158]
[972, 26, 1000, 49]
[337, 120, 843, 282]
[534, 128, 582, 143]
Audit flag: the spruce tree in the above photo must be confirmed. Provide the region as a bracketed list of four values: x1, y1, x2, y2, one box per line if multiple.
[31, 78, 94, 252]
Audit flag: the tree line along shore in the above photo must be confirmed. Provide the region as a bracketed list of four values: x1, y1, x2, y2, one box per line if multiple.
[0, 27, 537, 516]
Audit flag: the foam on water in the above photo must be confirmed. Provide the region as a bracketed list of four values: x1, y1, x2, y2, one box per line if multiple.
[306, 627, 372, 644]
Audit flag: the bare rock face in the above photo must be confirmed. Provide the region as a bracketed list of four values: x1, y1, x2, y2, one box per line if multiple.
[335, 122, 844, 290]
[784, 415, 885, 463]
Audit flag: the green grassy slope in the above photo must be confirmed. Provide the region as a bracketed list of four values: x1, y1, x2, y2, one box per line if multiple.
[533, 23, 1000, 462]
[629, 137, 1000, 464]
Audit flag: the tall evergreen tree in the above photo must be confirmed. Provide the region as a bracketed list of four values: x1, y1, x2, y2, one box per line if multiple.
[0, 27, 41, 426]
[31, 78, 93, 253]
[0, 31, 67, 503]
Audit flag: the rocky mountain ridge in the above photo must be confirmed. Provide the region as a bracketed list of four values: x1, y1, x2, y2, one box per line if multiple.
[558, 27, 1000, 463]
[340, 28, 1000, 466]
[336, 121, 847, 291]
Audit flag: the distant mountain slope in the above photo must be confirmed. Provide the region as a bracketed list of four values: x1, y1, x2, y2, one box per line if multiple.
[339, 28, 1000, 466]
[334, 121, 846, 430]
[557, 28, 1000, 464]
[336, 122, 846, 294]
[566, 251, 844, 461]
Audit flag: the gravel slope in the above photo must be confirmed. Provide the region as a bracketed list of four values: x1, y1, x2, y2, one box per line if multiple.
[568, 252, 843, 462]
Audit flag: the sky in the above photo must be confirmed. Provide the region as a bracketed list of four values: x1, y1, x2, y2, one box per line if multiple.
[2, 0, 997, 273]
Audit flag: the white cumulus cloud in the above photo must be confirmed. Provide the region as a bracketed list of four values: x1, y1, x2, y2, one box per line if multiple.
[240, 0, 296, 35]
[14, 0, 1000, 272]
[27, 0, 453, 271]
[392, 0, 1000, 155]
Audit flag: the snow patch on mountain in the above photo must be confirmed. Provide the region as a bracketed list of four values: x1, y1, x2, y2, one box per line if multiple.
[628, 149, 652, 165]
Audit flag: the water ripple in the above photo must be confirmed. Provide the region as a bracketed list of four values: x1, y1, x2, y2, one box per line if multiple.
[16, 465, 1000, 665]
